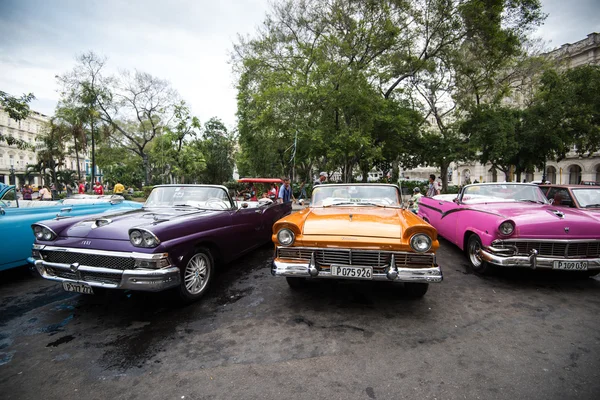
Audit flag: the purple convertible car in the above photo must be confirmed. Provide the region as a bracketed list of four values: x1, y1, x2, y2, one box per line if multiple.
[29, 185, 291, 302]
[418, 183, 600, 276]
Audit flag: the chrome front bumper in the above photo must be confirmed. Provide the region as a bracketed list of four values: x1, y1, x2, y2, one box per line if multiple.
[271, 259, 443, 283]
[29, 248, 181, 292]
[480, 249, 600, 270]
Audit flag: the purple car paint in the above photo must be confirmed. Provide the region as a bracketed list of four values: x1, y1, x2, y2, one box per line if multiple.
[418, 183, 600, 275]
[29, 185, 291, 302]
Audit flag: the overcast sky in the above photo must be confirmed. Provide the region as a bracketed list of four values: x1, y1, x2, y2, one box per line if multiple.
[1, 0, 599, 129]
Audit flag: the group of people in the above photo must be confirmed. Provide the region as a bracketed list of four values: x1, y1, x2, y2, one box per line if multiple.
[17, 179, 128, 201]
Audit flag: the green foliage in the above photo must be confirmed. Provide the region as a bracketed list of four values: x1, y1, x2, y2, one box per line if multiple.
[199, 118, 236, 184]
[142, 186, 154, 197]
[0, 90, 35, 121]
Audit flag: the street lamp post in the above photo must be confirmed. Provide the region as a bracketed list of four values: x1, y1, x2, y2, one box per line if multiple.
[9, 164, 16, 186]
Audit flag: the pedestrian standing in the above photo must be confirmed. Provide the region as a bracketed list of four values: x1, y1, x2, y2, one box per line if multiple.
[314, 172, 327, 186]
[278, 178, 295, 203]
[426, 174, 441, 197]
[66, 182, 74, 198]
[22, 184, 33, 200]
[78, 180, 86, 194]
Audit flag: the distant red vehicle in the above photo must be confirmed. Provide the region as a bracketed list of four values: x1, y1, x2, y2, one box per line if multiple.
[539, 184, 600, 212]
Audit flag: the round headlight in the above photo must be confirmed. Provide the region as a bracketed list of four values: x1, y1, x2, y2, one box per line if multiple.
[142, 231, 157, 247]
[410, 233, 432, 253]
[499, 221, 515, 236]
[42, 228, 54, 241]
[130, 230, 143, 246]
[277, 228, 295, 246]
[34, 225, 44, 239]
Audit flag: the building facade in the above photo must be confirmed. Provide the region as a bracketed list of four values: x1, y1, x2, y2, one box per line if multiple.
[0, 107, 88, 188]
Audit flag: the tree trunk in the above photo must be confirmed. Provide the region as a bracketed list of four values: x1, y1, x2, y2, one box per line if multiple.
[91, 120, 95, 192]
[440, 163, 449, 194]
[142, 153, 150, 186]
[74, 136, 81, 180]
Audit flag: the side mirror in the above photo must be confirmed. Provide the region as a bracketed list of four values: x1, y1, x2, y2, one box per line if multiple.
[453, 197, 459, 204]
[0, 206, 5, 215]
[548, 198, 554, 205]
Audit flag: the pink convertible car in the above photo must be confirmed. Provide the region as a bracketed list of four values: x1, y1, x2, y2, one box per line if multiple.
[418, 183, 600, 275]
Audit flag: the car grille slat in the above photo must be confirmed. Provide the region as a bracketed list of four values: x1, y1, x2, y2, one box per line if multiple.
[500, 241, 599, 258]
[46, 267, 122, 285]
[42, 250, 135, 270]
[277, 248, 434, 268]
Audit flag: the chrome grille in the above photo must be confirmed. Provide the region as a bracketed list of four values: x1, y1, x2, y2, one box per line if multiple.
[277, 247, 434, 268]
[500, 241, 600, 258]
[42, 250, 135, 270]
[46, 267, 122, 285]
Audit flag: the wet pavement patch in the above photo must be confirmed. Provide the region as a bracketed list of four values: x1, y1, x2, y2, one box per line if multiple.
[289, 316, 314, 327]
[41, 314, 74, 335]
[46, 335, 75, 347]
[216, 287, 254, 306]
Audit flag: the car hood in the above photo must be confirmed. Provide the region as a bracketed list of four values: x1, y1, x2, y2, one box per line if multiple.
[61, 207, 213, 240]
[302, 207, 404, 238]
[470, 203, 600, 238]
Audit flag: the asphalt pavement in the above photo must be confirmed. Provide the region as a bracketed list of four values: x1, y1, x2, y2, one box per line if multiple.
[1, 239, 599, 400]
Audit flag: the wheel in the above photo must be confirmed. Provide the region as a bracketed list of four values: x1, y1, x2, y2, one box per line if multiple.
[286, 277, 307, 289]
[466, 234, 493, 274]
[178, 248, 214, 303]
[403, 282, 429, 298]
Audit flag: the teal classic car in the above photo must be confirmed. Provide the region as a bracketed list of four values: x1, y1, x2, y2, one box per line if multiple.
[0, 183, 143, 271]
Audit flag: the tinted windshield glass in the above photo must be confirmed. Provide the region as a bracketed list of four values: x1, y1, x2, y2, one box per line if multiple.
[572, 188, 600, 208]
[311, 185, 400, 207]
[461, 184, 548, 204]
[145, 186, 231, 209]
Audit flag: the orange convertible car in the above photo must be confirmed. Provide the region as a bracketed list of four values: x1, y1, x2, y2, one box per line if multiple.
[271, 183, 443, 297]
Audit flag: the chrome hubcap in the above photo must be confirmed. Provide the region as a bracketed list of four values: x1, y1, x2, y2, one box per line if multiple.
[469, 240, 482, 268]
[184, 254, 210, 295]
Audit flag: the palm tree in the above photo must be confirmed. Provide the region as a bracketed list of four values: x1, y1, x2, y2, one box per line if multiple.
[55, 104, 88, 180]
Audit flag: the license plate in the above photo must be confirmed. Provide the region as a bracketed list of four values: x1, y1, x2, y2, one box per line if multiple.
[553, 261, 588, 271]
[62, 281, 94, 295]
[330, 265, 373, 280]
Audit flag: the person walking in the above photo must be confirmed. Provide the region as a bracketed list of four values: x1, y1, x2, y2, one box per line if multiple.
[298, 181, 307, 200]
[94, 181, 104, 195]
[426, 174, 441, 197]
[78, 180, 86, 194]
[66, 182, 74, 198]
[278, 178, 295, 203]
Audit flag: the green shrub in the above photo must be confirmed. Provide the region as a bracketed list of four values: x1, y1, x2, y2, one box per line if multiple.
[142, 186, 153, 197]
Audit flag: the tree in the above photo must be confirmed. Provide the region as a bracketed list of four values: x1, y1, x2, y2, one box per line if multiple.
[200, 118, 236, 184]
[35, 119, 71, 189]
[0, 90, 35, 149]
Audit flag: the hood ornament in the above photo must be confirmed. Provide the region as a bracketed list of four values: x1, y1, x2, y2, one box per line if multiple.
[564, 227, 570, 233]
[551, 210, 565, 219]
[92, 218, 112, 229]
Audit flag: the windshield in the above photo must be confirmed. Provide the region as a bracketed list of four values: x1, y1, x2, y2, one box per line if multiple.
[145, 186, 232, 210]
[310, 185, 400, 208]
[572, 188, 600, 208]
[460, 184, 548, 204]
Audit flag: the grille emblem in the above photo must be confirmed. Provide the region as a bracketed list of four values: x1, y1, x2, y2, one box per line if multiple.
[70, 262, 80, 272]
[564, 227, 570, 233]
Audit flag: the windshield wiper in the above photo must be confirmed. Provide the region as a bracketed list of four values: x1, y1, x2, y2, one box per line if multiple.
[518, 199, 544, 204]
[173, 204, 202, 209]
[584, 204, 600, 208]
[323, 202, 355, 207]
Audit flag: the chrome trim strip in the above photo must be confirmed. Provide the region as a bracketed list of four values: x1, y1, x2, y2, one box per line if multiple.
[493, 239, 600, 244]
[38, 245, 168, 260]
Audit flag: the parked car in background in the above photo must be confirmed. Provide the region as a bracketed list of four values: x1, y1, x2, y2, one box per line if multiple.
[538, 184, 600, 212]
[271, 183, 443, 298]
[418, 183, 600, 276]
[579, 181, 599, 186]
[0, 183, 142, 271]
[29, 185, 292, 302]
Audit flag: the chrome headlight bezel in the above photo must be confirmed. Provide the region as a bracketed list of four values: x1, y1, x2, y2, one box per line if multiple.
[32, 224, 57, 241]
[498, 220, 515, 236]
[410, 233, 432, 253]
[129, 229, 160, 248]
[277, 228, 295, 247]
